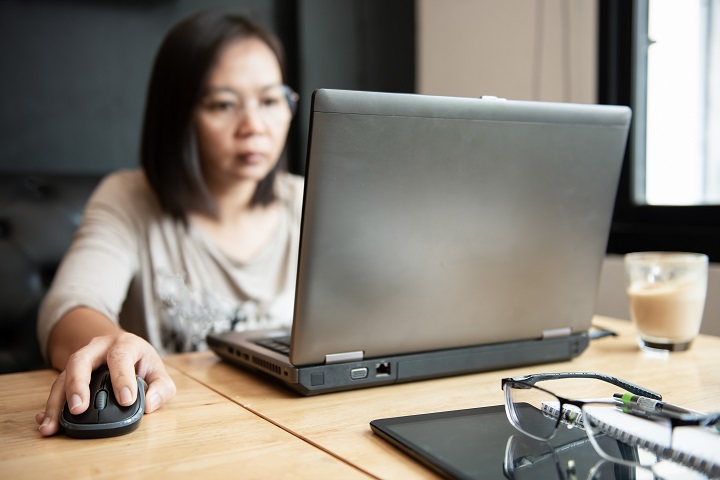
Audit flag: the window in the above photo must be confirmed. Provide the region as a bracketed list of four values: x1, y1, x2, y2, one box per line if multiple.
[634, 0, 720, 205]
[600, 0, 720, 261]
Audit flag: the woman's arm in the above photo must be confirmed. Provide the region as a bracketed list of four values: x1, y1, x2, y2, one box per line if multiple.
[35, 172, 177, 436]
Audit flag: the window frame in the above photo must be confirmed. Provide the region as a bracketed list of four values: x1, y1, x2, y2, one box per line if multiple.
[599, 0, 720, 262]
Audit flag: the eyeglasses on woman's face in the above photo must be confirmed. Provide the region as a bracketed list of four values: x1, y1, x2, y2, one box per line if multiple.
[198, 84, 299, 127]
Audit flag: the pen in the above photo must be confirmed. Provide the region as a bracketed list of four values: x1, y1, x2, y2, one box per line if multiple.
[613, 392, 695, 418]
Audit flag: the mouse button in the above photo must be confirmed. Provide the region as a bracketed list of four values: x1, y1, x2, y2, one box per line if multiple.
[97, 400, 141, 425]
[61, 403, 99, 425]
[96, 375, 145, 426]
[98, 383, 143, 423]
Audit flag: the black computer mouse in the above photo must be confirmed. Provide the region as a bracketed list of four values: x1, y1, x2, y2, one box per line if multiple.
[59, 364, 146, 438]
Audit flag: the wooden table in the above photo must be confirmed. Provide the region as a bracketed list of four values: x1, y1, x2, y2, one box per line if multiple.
[0, 365, 367, 479]
[2, 317, 718, 479]
[164, 317, 720, 479]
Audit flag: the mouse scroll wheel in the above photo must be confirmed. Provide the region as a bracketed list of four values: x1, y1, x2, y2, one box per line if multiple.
[94, 389, 109, 410]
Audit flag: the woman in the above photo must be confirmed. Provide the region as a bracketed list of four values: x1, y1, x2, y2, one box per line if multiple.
[35, 11, 302, 436]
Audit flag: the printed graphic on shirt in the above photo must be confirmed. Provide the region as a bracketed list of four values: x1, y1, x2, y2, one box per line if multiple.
[155, 270, 286, 352]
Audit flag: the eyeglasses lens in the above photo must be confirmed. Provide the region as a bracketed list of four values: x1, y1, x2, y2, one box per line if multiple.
[506, 382, 561, 440]
[587, 460, 652, 480]
[505, 434, 648, 480]
[505, 435, 568, 479]
[581, 404, 664, 469]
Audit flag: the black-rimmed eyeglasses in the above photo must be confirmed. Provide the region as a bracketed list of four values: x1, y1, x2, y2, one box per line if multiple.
[502, 372, 720, 478]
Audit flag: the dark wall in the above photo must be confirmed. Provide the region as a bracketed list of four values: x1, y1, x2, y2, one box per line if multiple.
[0, 0, 415, 176]
[294, 0, 416, 172]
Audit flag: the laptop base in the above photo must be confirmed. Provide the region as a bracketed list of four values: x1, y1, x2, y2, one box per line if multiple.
[208, 332, 590, 396]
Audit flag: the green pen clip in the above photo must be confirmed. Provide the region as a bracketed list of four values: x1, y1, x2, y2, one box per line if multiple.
[619, 392, 634, 414]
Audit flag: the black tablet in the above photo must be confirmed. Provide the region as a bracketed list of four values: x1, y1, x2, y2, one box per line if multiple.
[370, 404, 628, 480]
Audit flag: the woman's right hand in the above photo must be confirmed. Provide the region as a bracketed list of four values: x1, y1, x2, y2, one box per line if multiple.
[36, 331, 177, 436]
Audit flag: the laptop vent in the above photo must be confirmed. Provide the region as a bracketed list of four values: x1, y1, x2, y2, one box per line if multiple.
[252, 356, 281, 375]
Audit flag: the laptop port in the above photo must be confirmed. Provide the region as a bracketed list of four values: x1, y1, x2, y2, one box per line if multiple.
[375, 362, 391, 377]
[350, 367, 368, 380]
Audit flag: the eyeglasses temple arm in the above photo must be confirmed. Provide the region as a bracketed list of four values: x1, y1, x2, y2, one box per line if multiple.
[507, 372, 662, 400]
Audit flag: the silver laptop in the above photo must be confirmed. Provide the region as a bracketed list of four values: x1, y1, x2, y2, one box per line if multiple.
[207, 89, 631, 395]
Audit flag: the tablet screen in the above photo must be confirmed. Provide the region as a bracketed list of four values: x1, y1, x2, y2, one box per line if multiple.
[370, 404, 631, 480]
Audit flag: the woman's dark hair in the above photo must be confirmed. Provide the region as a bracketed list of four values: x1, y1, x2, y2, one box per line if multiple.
[140, 10, 289, 223]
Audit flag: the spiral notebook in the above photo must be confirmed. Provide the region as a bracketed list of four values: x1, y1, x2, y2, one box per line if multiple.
[543, 403, 720, 477]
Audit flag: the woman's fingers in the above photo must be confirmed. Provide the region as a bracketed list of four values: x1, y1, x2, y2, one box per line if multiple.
[36, 370, 69, 436]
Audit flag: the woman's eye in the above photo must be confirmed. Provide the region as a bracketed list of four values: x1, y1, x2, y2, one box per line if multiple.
[208, 101, 237, 112]
[260, 96, 282, 108]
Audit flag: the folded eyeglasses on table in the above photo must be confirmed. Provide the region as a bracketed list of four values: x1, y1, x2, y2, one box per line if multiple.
[501, 372, 720, 479]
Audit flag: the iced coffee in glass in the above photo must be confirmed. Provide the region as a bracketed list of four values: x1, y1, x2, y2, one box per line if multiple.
[624, 252, 708, 352]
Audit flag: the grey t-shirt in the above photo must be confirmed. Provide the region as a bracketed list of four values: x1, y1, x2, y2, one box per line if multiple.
[38, 169, 303, 357]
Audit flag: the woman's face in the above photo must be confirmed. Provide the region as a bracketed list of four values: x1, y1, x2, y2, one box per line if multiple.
[194, 37, 292, 188]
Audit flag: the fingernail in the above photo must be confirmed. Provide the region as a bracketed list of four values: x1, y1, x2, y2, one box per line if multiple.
[69, 394, 82, 411]
[148, 393, 160, 411]
[40, 417, 51, 430]
[120, 387, 132, 405]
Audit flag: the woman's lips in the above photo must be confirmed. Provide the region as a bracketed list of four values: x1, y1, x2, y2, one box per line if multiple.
[238, 152, 265, 165]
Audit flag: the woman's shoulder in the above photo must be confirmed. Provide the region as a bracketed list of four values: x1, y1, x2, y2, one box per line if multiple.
[92, 169, 155, 204]
[94, 169, 148, 194]
[89, 169, 162, 219]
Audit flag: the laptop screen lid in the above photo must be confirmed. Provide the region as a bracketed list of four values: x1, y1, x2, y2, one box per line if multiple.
[289, 89, 631, 367]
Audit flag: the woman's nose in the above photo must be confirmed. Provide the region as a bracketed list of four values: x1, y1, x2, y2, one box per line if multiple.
[236, 104, 268, 135]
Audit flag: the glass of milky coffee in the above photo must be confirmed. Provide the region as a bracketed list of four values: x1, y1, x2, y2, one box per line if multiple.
[624, 252, 708, 352]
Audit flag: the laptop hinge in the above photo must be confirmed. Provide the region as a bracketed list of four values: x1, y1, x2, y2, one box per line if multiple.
[325, 351, 364, 364]
[542, 327, 572, 339]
